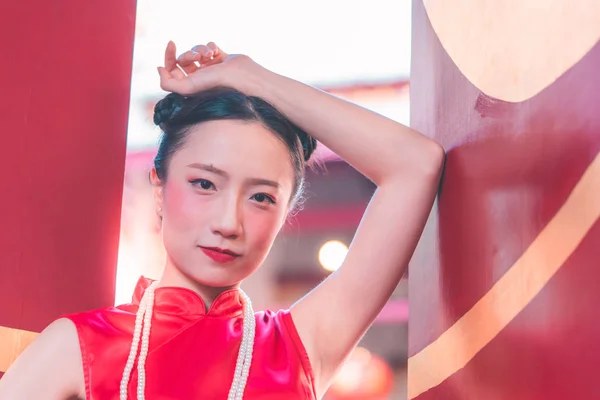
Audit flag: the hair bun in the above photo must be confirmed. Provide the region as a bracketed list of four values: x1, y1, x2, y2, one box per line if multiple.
[297, 131, 317, 162]
[153, 93, 186, 129]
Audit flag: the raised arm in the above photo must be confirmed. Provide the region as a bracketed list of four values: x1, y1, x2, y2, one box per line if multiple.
[242, 63, 443, 396]
[159, 41, 444, 397]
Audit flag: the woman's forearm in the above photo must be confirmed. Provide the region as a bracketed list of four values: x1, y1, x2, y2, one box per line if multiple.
[236, 63, 443, 185]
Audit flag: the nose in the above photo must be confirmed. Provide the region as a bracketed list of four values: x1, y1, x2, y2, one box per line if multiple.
[210, 193, 243, 240]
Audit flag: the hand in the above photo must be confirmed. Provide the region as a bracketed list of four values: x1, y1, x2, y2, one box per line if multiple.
[157, 41, 253, 96]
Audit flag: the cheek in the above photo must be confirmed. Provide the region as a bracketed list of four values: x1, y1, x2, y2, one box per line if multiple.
[163, 180, 204, 230]
[243, 209, 284, 250]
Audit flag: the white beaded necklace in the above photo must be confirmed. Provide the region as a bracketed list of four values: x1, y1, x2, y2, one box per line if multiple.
[119, 281, 256, 400]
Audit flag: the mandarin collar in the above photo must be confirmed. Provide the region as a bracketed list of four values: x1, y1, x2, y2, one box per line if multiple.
[131, 276, 244, 319]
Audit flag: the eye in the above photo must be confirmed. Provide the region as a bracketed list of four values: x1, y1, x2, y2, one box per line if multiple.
[251, 193, 275, 204]
[190, 179, 215, 191]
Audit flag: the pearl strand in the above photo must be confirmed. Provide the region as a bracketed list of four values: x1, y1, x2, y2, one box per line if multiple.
[228, 290, 256, 400]
[237, 293, 255, 399]
[136, 283, 156, 400]
[120, 281, 156, 400]
[120, 283, 255, 400]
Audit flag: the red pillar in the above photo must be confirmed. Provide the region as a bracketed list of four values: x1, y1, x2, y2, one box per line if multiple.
[408, 0, 600, 399]
[0, 0, 136, 375]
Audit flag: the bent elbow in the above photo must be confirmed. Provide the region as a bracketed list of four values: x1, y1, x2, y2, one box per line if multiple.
[422, 140, 445, 178]
[395, 137, 444, 182]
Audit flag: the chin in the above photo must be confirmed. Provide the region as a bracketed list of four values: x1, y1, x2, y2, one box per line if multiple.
[182, 265, 252, 289]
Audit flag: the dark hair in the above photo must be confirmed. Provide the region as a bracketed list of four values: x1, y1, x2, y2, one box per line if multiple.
[152, 87, 317, 208]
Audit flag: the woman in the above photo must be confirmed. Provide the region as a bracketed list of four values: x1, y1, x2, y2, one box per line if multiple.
[0, 41, 444, 399]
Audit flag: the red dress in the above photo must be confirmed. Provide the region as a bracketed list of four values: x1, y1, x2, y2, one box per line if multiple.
[65, 277, 317, 399]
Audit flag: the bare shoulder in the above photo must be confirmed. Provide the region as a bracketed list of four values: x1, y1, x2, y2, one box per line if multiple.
[0, 318, 85, 400]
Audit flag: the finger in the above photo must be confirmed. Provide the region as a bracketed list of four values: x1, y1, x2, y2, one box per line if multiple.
[158, 66, 192, 94]
[177, 51, 203, 74]
[158, 66, 183, 85]
[170, 64, 187, 80]
[178, 50, 205, 66]
[191, 44, 215, 59]
[191, 43, 227, 66]
[207, 42, 228, 60]
[157, 66, 171, 81]
[157, 66, 183, 86]
[180, 61, 199, 74]
[164, 41, 178, 71]
[158, 66, 175, 90]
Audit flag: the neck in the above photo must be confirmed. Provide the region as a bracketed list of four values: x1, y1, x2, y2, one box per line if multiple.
[158, 260, 239, 310]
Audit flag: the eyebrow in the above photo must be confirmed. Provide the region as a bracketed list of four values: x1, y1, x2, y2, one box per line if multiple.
[187, 163, 228, 176]
[187, 163, 281, 190]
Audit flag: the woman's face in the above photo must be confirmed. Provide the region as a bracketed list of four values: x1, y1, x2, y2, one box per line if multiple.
[153, 120, 295, 288]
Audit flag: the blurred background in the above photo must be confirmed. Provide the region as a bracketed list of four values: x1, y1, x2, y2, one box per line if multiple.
[116, 1, 411, 398]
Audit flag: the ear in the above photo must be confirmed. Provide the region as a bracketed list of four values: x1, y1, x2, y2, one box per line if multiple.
[150, 168, 164, 216]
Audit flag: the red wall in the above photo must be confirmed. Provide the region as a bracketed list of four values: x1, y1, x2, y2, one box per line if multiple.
[408, 0, 600, 399]
[0, 0, 136, 375]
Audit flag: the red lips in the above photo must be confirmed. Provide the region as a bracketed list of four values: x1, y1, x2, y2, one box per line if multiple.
[199, 247, 240, 263]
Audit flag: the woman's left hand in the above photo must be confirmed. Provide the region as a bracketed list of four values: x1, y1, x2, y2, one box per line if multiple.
[157, 41, 255, 95]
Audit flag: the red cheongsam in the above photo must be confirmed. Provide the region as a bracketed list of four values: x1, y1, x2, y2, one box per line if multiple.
[65, 277, 317, 399]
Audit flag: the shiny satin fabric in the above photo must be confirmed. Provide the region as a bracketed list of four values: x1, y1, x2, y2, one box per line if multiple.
[65, 277, 316, 399]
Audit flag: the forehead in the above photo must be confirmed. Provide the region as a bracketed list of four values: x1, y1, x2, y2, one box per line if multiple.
[171, 120, 295, 183]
